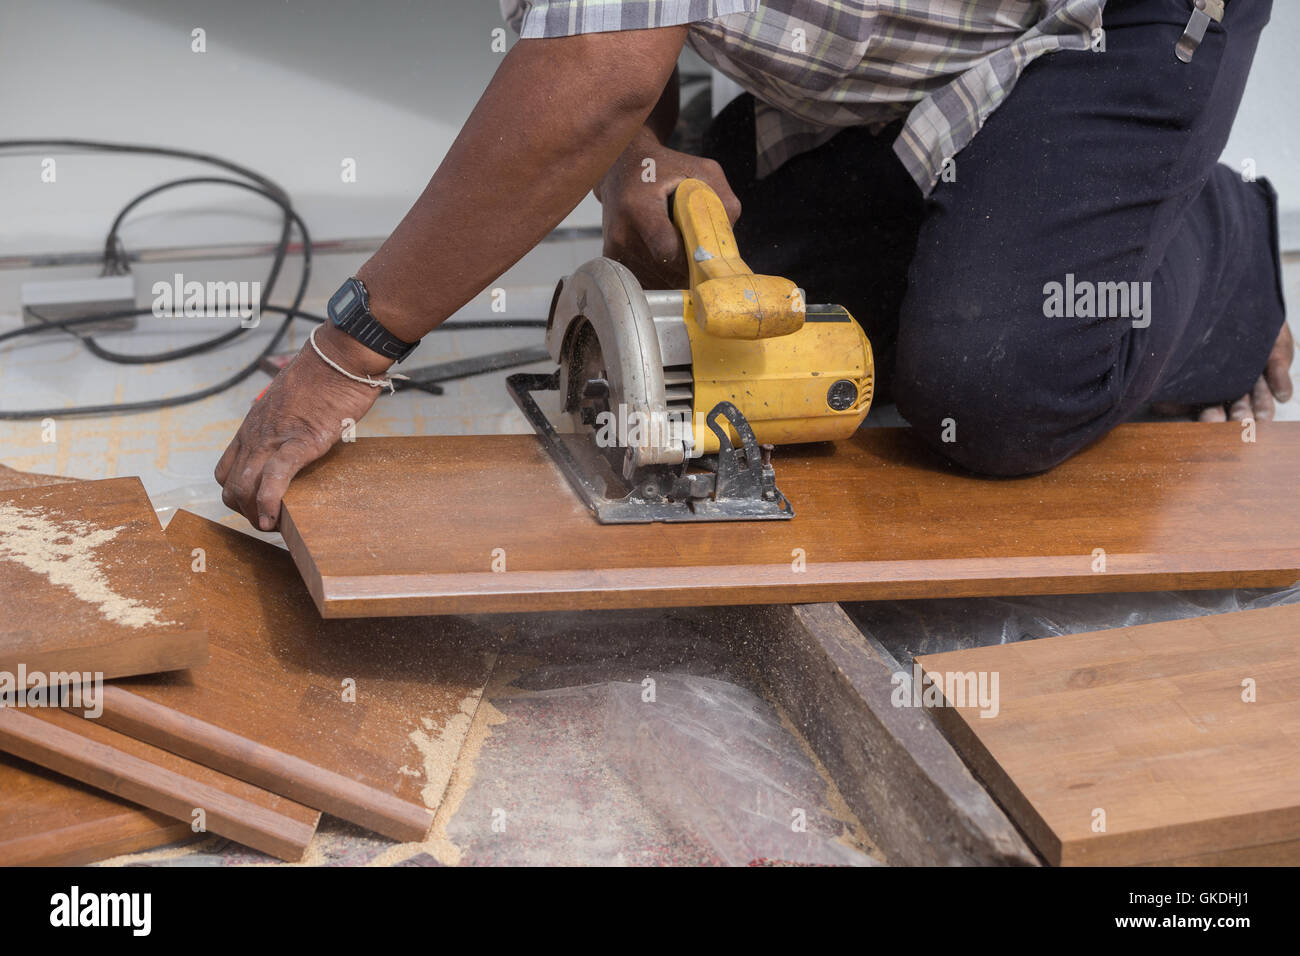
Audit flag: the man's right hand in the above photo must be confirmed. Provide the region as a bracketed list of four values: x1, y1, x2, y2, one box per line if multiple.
[215, 324, 385, 531]
[595, 128, 742, 289]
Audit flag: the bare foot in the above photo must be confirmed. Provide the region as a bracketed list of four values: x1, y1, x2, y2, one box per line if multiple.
[1152, 322, 1294, 422]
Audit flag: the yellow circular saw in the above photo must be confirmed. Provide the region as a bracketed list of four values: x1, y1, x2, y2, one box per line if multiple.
[508, 179, 873, 523]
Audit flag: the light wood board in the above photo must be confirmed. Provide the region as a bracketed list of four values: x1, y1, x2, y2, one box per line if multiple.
[279, 423, 1300, 617]
[97, 510, 497, 842]
[0, 707, 319, 862]
[0, 477, 207, 679]
[917, 603, 1300, 866]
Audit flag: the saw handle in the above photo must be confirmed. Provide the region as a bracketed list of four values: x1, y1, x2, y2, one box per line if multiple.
[671, 178, 805, 340]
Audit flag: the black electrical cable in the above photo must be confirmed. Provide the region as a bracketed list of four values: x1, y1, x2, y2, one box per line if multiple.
[0, 139, 288, 200]
[0, 139, 548, 419]
[0, 201, 313, 420]
[0, 140, 308, 418]
[4, 308, 546, 346]
[67, 177, 297, 365]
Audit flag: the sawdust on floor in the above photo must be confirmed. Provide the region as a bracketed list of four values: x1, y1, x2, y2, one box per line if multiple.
[774, 705, 885, 863]
[405, 653, 495, 810]
[362, 655, 523, 867]
[0, 503, 171, 628]
[93, 833, 217, 867]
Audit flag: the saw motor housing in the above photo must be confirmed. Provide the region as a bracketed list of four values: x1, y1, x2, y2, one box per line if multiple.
[545, 178, 874, 471]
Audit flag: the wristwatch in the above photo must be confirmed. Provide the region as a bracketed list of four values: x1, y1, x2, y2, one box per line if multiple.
[326, 277, 419, 362]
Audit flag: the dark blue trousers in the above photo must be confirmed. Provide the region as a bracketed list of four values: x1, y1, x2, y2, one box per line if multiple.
[704, 0, 1286, 476]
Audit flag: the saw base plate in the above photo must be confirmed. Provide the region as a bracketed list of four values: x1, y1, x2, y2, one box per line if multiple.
[507, 372, 794, 524]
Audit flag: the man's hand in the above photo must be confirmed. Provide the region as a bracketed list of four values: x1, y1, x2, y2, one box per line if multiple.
[596, 128, 741, 289]
[215, 325, 384, 531]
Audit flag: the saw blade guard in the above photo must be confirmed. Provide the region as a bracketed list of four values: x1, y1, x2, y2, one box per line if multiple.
[546, 257, 686, 471]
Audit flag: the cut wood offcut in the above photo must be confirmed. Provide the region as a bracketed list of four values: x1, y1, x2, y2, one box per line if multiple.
[0, 752, 194, 866]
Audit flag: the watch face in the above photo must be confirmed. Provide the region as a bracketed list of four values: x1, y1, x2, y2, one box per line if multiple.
[330, 284, 359, 320]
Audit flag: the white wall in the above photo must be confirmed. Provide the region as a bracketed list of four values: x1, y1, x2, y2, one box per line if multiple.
[0, 0, 1296, 258]
[1222, 1, 1300, 247]
[0, 0, 601, 258]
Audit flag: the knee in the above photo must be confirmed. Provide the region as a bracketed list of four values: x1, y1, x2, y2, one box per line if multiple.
[893, 294, 1087, 477]
[893, 367, 1064, 477]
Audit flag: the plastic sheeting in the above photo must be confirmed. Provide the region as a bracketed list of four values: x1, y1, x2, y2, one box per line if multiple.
[845, 584, 1300, 668]
[447, 674, 877, 866]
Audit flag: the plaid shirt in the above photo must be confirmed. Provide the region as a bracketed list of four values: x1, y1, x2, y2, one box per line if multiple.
[502, 0, 1106, 195]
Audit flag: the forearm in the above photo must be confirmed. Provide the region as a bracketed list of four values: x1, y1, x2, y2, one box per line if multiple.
[330, 28, 685, 374]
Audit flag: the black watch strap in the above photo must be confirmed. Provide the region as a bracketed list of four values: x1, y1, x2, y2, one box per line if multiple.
[327, 277, 419, 362]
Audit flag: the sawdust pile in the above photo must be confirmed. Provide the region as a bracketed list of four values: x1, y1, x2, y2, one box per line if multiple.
[364, 656, 516, 867]
[0, 503, 171, 628]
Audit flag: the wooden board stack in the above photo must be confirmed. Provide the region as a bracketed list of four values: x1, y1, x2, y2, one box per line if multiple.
[100, 511, 497, 842]
[0, 470, 495, 864]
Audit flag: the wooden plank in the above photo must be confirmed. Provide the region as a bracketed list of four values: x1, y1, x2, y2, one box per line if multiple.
[0, 463, 76, 490]
[0, 707, 319, 862]
[94, 510, 496, 842]
[728, 602, 1038, 865]
[0, 753, 194, 866]
[279, 423, 1300, 617]
[0, 477, 207, 679]
[0, 465, 196, 867]
[916, 603, 1300, 866]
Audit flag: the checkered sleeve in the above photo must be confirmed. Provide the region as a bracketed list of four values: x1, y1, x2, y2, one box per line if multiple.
[501, 0, 757, 38]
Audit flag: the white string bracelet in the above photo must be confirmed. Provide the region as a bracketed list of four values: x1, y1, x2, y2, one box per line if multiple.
[309, 325, 410, 393]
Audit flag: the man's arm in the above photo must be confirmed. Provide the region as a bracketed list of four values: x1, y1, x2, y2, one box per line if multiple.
[216, 26, 687, 530]
[594, 66, 742, 289]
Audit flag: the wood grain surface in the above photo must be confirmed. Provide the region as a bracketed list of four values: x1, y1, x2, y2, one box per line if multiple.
[0, 477, 207, 679]
[0, 465, 194, 867]
[0, 463, 77, 490]
[0, 753, 194, 866]
[97, 510, 497, 842]
[917, 603, 1300, 866]
[0, 707, 318, 862]
[279, 423, 1300, 617]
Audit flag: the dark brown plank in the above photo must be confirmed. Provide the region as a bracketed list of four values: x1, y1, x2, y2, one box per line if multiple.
[917, 603, 1300, 866]
[96, 510, 497, 842]
[728, 602, 1038, 865]
[0, 466, 195, 867]
[0, 463, 76, 490]
[0, 707, 319, 862]
[280, 423, 1300, 617]
[0, 477, 207, 679]
[0, 753, 194, 866]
